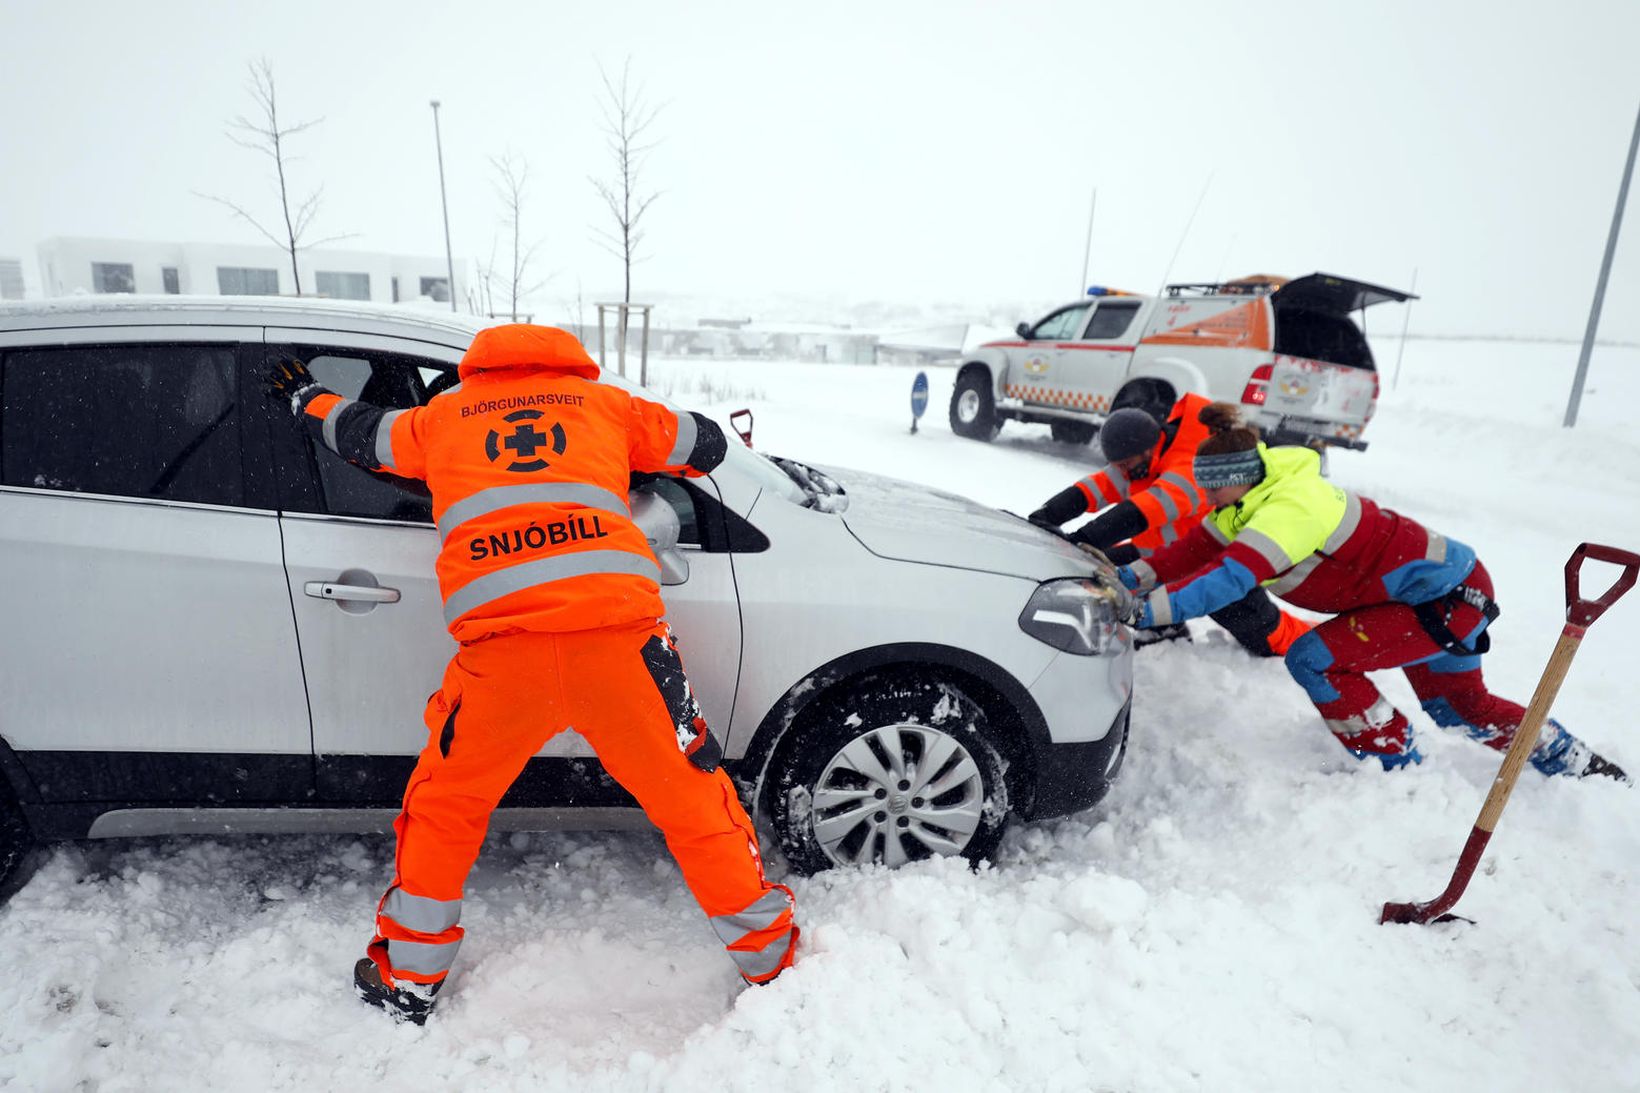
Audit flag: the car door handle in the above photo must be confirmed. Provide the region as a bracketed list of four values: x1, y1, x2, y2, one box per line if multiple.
[304, 581, 401, 604]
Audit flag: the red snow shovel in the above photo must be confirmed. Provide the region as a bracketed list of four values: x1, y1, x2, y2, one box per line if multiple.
[1380, 542, 1640, 926]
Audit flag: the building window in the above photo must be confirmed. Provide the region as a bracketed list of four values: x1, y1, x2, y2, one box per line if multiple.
[419, 276, 450, 303]
[161, 267, 180, 295]
[217, 266, 279, 296]
[92, 262, 136, 294]
[391, 276, 401, 303]
[315, 271, 371, 301]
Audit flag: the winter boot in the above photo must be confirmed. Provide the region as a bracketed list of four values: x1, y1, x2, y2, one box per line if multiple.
[1529, 720, 1630, 782]
[354, 957, 442, 1025]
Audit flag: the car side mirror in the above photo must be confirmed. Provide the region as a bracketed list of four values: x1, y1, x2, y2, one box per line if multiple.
[630, 487, 690, 586]
[1015, 321, 1033, 339]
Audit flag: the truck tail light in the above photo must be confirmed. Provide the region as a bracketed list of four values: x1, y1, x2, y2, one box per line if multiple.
[1241, 363, 1274, 406]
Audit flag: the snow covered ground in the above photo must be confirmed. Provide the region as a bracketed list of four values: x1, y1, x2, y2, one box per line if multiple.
[2, 338, 1637, 1092]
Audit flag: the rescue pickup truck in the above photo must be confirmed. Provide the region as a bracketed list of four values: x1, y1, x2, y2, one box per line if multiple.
[949, 273, 1416, 450]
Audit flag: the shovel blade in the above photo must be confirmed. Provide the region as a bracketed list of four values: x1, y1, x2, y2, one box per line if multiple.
[1380, 900, 1474, 926]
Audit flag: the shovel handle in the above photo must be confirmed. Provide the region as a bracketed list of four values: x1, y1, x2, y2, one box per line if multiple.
[1381, 542, 1636, 926]
[1565, 543, 1640, 628]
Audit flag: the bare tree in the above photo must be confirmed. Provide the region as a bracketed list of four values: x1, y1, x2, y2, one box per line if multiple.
[197, 58, 349, 295]
[591, 58, 662, 305]
[487, 151, 548, 321]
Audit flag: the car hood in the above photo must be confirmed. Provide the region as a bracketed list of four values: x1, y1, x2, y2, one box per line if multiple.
[820, 465, 1099, 582]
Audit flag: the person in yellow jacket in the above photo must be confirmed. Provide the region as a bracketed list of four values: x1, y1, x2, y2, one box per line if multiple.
[1120, 402, 1626, 779]
[268, 324, 798, 1024]
[1030, 389, 1310, 656]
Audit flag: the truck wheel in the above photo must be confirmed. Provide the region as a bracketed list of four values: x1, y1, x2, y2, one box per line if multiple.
[765, 678, 1010, 876]
[1111, 379, 1177, 422]
[949, 367, 1000, 440]
[1050, 420, 1097, 445]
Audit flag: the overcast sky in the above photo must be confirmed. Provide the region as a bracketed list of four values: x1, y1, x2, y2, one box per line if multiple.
[3, 0, 1637, 338]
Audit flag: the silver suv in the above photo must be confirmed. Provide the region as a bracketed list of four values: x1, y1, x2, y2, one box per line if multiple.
[0, 298, 1133, 887]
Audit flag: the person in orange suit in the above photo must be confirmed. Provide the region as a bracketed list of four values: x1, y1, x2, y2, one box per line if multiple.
[269, 324, 797, 1024]
[1030, 388, 1310, 656]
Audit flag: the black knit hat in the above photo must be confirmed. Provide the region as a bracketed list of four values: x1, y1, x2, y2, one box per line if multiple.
[1098, 408, 1162, 462]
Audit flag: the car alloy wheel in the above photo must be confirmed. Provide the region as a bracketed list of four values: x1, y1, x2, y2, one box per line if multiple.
[812, 721, 988, 868]
[767, 678, 1009, 875]
[955, 388, 982, 425]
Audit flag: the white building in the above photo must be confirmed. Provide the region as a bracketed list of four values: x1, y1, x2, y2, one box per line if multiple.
[36, 237, 467, 307]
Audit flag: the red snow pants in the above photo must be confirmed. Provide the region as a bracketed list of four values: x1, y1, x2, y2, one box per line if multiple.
[369, 619, 797, 989]
[1283, 560, 1528, 760]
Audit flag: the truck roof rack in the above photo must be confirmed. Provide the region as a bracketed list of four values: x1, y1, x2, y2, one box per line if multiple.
[1163, 276, 1286, 298]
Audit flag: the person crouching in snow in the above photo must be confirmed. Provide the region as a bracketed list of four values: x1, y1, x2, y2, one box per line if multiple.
[1029, 387, 1311, 656]
[268, 325, 798, 1025]
[1117, 401, 1627, 780]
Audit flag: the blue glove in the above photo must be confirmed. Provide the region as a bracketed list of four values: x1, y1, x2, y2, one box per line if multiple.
[1136, 600, 1155, 629]
[1115, 565, 1140, 591]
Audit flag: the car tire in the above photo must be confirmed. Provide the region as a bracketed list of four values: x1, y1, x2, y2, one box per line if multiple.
[1049, 420, 1098, 445]
[766, 677, 1010, 875]
[949, 368, 1000, 441]
[0, 784, 35, 901]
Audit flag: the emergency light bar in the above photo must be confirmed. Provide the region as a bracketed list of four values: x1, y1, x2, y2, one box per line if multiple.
[1085, 285, 1136, 297]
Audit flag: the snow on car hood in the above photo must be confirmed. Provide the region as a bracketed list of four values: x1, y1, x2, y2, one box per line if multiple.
[820, 465, 1098, 582]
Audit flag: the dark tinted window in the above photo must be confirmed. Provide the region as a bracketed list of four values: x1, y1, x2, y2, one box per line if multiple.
[1273, 309, 1373, 368]
[282, 347, 449, 522]
[1, 344, 243, 505]
[1082, 301, 1141, 341]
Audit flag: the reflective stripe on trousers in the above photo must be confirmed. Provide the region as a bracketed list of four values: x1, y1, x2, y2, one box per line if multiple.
[387, 936, 463, 978]
[383, 886, 462, 934]
[710, 886, 796, 982]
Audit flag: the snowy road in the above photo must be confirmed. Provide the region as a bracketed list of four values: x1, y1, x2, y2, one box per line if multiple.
[2, 339, 1637, 1091]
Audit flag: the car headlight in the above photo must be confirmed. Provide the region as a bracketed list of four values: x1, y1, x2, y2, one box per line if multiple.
[1018, 577, 1130, 656]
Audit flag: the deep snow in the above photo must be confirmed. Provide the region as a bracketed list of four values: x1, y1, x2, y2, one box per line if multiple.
[1, 337, 1636, 1092]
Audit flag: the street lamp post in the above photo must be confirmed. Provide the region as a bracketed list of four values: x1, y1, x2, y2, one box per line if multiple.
[1565, 101, 1640, 427]
[430, 99, 458, 313]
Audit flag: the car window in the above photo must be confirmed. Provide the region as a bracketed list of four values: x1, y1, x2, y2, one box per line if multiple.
[279, 347, 446, 522]
[1081, 301, 1141, 341]
[1, 343, 243, 506]
[1031, 304, 1093, 341]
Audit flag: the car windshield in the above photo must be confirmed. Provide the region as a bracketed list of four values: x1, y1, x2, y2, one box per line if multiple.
[718, 438, 809, 505]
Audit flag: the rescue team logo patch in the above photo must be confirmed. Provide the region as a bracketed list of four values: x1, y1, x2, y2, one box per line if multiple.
[484, 409, 567, 472]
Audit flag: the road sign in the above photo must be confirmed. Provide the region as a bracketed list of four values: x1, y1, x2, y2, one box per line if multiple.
[910, 371, 929, 434]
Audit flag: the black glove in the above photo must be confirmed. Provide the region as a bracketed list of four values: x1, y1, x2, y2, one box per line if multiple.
[1030, 484, 1088, 529]
[267, 358, 320, 403]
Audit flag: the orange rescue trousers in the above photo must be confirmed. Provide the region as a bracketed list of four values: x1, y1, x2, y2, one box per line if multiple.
[367, 619, 797, 990]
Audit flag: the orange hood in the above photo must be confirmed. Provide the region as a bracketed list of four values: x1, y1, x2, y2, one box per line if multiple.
[459, 324, 601, 382]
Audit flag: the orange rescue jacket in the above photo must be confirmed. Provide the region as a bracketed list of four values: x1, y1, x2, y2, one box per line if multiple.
[1074, 392, 1215, 555]
[296, 324, 727, 640]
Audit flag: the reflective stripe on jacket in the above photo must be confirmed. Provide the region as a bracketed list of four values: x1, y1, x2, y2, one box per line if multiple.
[1146, 443, 1477, 619]
[298, 324, 727, 640]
